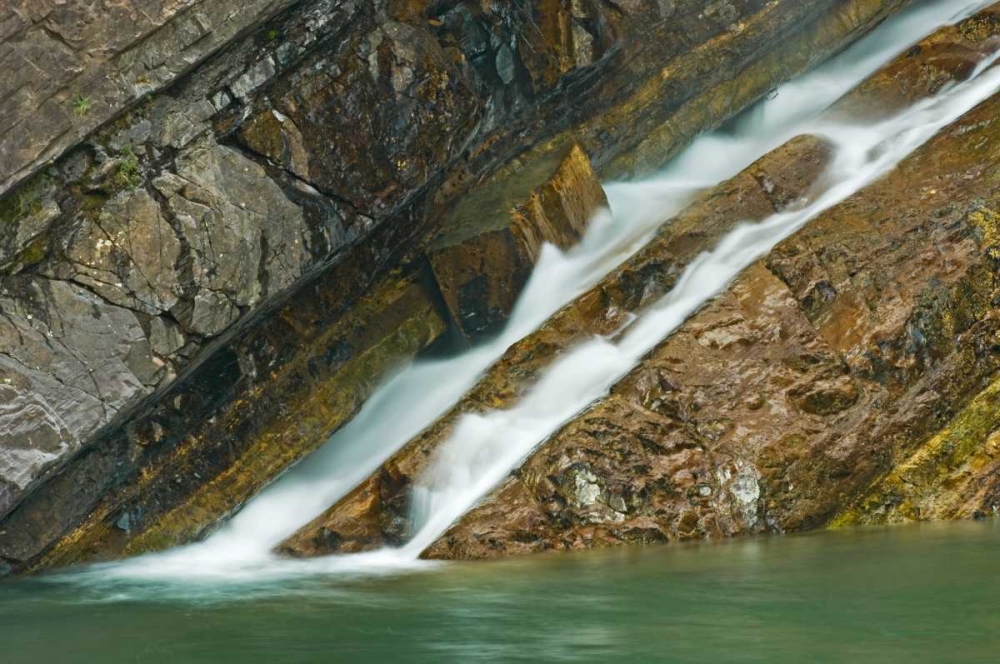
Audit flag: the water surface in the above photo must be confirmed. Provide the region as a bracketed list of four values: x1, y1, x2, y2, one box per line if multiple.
[2, 521, 997, 662]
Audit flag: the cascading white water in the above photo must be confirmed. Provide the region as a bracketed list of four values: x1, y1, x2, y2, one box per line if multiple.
[82, 0, 995, 584]
[401, 52, 1000, 556]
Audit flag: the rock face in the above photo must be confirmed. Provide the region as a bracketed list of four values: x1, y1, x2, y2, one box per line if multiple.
[0, 0, 374, 525]
[278, 6, 1000, 559]
[834, 7, 1000, 119]
[0, 0, 301, 195]
[0, 0, 914, 574]
[835, 378, 1000, 525]
[279, 133, 835, 557]
[0, 137, 608, 572]
[426, 43, 1000, 558]
[428, 143, 607, 341]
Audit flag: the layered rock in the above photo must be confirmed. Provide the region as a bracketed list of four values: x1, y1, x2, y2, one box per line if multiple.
[428, 143, 607, 341]
[834, 377, 1000, 525]
[0, 0, 375, 522]
[0, 0, 301, 195]
[427, 63, 1000, 559]
[0, 141, 609, 573]
[279, 133, 835, 557]
[0, 0, 912, 574]
[279, 6, 1000, 559]
[834, 6, 1000, 119]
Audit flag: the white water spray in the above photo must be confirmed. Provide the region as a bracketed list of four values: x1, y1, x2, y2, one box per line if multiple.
[81, 0, 994, 584]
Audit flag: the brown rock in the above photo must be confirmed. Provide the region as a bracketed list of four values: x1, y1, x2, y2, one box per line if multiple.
[0, 264, 450, 570]
[427, 69, 1000, 560]
[235, 18, 479, 215]
[278, 133, 834, 558]
[834, 5, 1000, 120]
[276, 4, 1000, 562]
[0, 138, 611, 572]
[279, 476, 387, 557]
[0, 0, 917, 574]
[835, 379, 1000, 525]
[428, 143, 607, 341]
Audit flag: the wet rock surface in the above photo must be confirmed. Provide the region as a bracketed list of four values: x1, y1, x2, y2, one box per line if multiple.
[0, 134, 607, 572]
[0, 0, 914, 573]
[427, 67, 1000, 561]
[278, 8, 1000, 560]
[279, 133, 835, 557]
[835, 6, 1000, 118]
[835, 377, 1000, 525]
[428, 143, 607, 341]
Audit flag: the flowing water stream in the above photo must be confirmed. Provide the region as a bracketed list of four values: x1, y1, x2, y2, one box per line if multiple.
[400, 41, 1000, 559]
[48, 0, 998, 586]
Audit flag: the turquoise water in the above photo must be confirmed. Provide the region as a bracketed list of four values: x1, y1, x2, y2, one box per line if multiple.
[1, 521, 997, 662]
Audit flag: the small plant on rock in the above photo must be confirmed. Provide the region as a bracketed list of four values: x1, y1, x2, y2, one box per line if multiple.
[72, 95, 91, 117]
[115, 145, 143, 190]
[0, 173, 51, 225]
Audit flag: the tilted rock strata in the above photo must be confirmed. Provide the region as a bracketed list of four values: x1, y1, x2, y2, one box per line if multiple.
[0, 0, 912, 573]
[428, 143, 607, 341]
[278, 133, 835, 557]
[834, 376, 1000, 525]
[0, 140, 319, 520]
[426, 75, 1000, 560]
[278, 4, 1000, 558]
[834, 6, 1000, 119]
[0, 0, 374, 522]
[0, 140, 608, 572]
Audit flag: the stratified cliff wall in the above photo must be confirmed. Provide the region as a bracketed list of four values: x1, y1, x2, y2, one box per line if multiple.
[0, 0, 909, 574]
[275, 5, 1000, 561]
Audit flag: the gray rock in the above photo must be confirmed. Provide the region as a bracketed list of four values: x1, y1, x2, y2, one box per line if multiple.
[0, 277, 158, 515]
[148, 316, 185, 357]
[0, 0, 301, 197]
[0, 176, 61, 270]
[155, 141, 309, 336]
[496, 43, 516, 85]
[62, 188, 182, 315]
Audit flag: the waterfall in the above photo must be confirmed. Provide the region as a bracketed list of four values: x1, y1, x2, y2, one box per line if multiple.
[401, 51, 1000, 557]
[81, 0, 994, 584]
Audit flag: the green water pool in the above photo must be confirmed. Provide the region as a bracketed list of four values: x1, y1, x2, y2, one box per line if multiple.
[1, 520, 997, 663]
